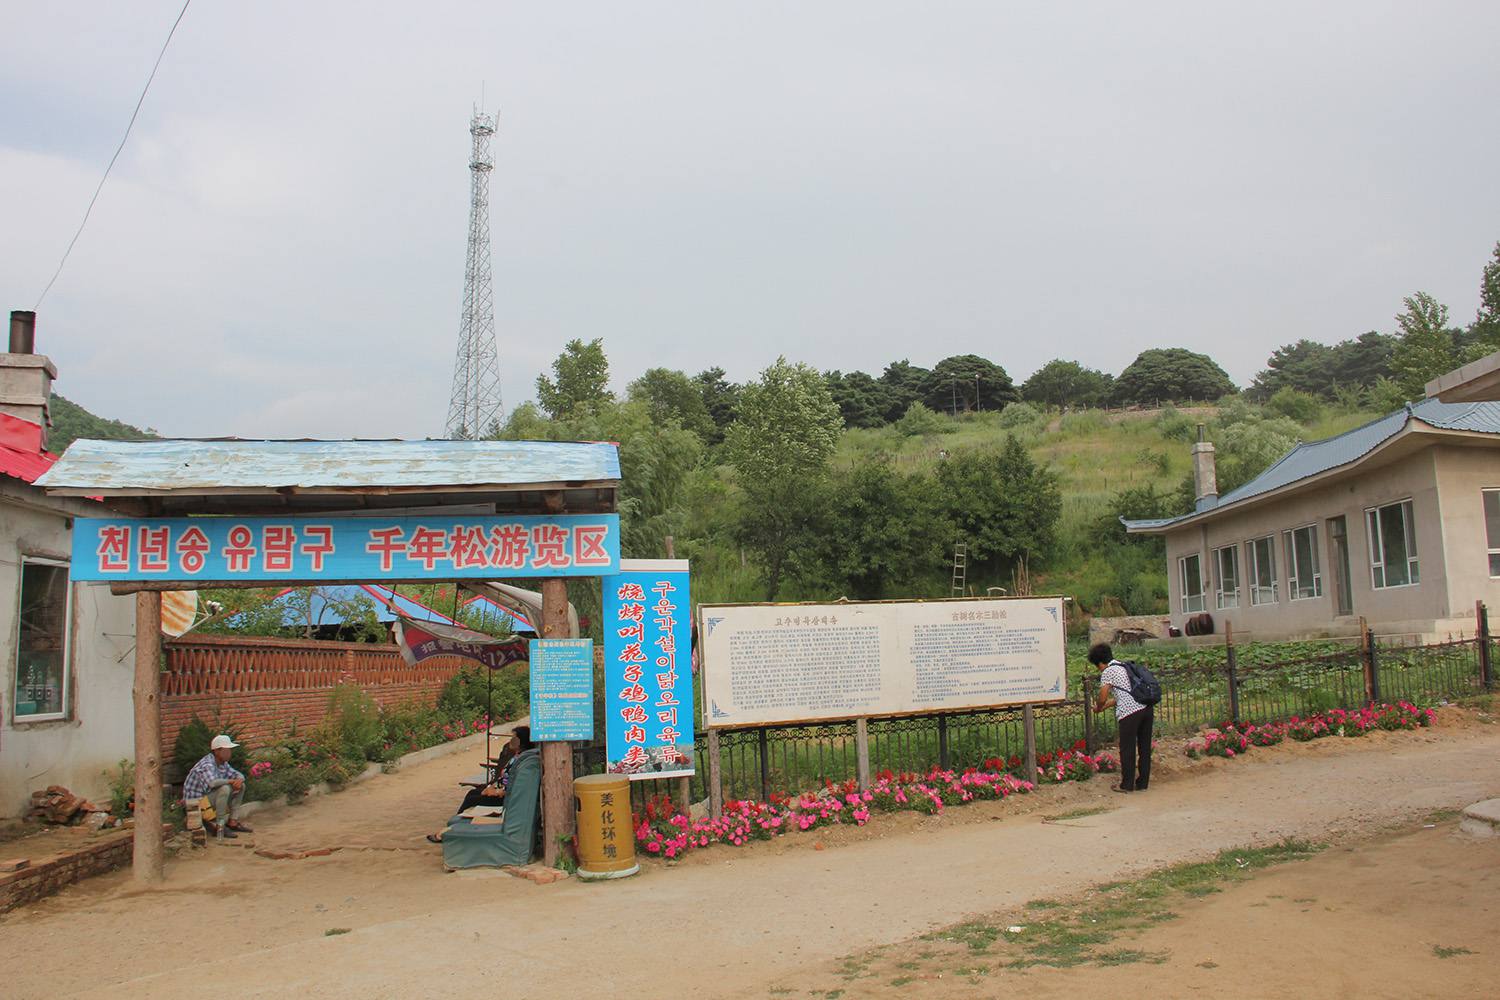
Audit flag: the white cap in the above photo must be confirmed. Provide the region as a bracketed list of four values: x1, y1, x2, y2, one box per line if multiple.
[210, 735, 239, 750]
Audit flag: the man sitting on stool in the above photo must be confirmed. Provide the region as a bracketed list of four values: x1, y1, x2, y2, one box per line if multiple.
[183, 735, 254, 838]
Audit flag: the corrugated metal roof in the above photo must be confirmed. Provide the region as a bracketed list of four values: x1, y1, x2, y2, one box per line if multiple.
[35, 438, 621, 492]
[258, 584, 463, 627]
[0, 413, 56, 484]
[1124, 398, 1500, 533]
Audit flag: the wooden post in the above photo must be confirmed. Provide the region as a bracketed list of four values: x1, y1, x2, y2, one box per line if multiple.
[1021, 704, 1037, 782]
[1082, 675, 1095, 753]
[758, 727, 770, 803]
[937, 714, 950, 769]
[1478, 601, 1492, 690]
[1225, 622, 1240, 724]
[854, 717, 871, 791]
[133, 591, 164, 883]
[1366, 628, 1382, 705]
[707, 728, 723, 819]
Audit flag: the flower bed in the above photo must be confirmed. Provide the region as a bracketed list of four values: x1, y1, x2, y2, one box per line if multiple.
[1186, 702, 1434, 759]
[633, 747, 1119, 860]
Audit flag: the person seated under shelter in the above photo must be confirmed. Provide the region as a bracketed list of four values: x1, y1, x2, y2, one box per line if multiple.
[431, 727, 543, 870]
[182, 734, 254, 839]
[428, 726, 534, 844]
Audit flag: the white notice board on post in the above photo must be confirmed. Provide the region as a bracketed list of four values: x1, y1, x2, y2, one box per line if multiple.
[698, 597, 1067, 729]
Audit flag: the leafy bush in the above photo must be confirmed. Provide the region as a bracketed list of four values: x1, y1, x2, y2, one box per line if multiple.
[1154, 405, 1198, 442]
[1264, 388, 1323, 424]
[105, 759, 134, 819]
[438, 665, 529, 723]
[173, 715, 249, 777]
[327, 682, 383, 761]
[996, 401, 1045, 431]
[894, 401, 955, 437]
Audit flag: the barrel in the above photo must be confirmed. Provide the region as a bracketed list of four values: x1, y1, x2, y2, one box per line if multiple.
[573, 774, 638, 879]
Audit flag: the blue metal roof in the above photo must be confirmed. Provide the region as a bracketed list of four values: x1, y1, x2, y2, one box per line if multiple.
[35, 438, 621, 492]
[1124, 398, 1500, 533]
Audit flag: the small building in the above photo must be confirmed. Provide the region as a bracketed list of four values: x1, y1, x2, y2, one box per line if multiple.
[1124, 398, 1500, 640]
[2, 313, 137, 818]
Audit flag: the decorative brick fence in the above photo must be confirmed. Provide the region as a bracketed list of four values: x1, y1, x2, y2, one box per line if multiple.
[161, 635, 468, 763]
[0, 832, 134, 914]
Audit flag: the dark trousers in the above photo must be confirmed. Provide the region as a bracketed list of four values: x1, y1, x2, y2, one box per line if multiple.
[1117, 706, 1154, 791]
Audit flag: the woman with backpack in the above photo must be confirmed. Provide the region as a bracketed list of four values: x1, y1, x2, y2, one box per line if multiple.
[1089, 643, 1158, 793]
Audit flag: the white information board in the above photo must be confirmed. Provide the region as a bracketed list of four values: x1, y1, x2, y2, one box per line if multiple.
[699, 597, 1067, 728]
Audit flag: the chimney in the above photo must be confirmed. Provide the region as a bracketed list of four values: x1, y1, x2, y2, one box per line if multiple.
[1192, 424, 1217, 513]
[2, 310, 56, 451]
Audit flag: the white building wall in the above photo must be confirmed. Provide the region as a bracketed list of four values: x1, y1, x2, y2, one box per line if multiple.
[2, 482, 137, 818]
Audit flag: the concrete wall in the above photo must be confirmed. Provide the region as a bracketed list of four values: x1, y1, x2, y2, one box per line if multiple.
[1, 482, 137, 819]
[1432, 444, 1500, 628]
[1160, 448, 1456, 640]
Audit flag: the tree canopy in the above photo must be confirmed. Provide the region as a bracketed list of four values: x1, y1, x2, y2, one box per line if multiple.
[920, 354, 1019, 414]
[1112, 348, 1237, 406]
[1021, 360, 1115, 409]
[535, 338, 612, 418]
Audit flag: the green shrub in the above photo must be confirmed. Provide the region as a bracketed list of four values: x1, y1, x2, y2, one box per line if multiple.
[105, 759, 134, 819]
[173, 715, 248, 777]
[996, 401, 1044, 431]
[895, 402, 955, 437]
[1264, 388, 1323, 424]
[328, 682, 383, 761]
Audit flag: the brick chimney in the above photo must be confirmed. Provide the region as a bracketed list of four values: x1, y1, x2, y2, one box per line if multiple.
[1192, 423, 1217, 513]
[1, 310, 55, 451]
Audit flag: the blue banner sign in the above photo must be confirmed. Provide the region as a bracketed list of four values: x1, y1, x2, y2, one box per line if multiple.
[68, 514, 620, 581]
[528, 638, 595, 742]
[602, 559, 693, 780]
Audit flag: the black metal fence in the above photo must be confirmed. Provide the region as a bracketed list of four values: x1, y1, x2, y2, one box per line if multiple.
[574, 623, 1495, 814]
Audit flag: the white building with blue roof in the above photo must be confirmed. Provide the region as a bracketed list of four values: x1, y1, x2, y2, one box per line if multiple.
[1124, 398, 1500, 640]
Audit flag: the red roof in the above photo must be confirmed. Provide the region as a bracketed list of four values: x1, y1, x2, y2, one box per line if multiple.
[0, 413, 56, 484]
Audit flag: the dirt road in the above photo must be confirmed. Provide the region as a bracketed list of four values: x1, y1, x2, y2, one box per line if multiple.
[7, 716, 1500, 999]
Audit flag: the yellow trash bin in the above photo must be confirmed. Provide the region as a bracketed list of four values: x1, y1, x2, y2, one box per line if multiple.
[573, 774, 638, 880]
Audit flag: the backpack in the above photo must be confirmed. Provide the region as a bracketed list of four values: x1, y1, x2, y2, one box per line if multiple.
[1112, 660, 1162, 706]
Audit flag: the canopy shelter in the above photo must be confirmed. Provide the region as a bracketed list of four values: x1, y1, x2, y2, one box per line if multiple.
[36, 437, 621, 881]
[246, 583, 466, 633]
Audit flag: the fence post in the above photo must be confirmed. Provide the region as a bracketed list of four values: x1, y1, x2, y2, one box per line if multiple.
[1022, 703, 1038, 781]
[854, 717, 871, 791]
[758, 727, 770, 803]
[1225, 622, 1241, 724]
[938, 714, 950, 770]
[1082, 676, 1095, 753]
[1478, 601, 1492, 691]
[1365, 628, 1382, 705]
[707, 728, 723, 820]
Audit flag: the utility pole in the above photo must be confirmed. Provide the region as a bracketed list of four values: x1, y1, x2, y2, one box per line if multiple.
[446, 107, 504, 439]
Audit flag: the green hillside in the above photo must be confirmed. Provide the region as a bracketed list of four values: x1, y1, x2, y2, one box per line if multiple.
[48, 393, 156, 453]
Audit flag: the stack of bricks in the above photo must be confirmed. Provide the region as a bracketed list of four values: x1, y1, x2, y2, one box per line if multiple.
[159, 634, 470, 760]
[0, 833, 134, 914]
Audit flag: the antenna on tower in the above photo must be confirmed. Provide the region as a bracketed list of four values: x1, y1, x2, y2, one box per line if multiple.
[446, 105, 504, 439]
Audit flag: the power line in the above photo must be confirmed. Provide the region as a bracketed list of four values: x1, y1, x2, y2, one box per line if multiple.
[35, 0, 193, 309]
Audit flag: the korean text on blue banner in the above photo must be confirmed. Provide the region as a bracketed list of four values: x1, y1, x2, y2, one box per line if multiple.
[602, 559, 693, 780]
[68, 514, 620, 581]
[528, 639, 595, 742]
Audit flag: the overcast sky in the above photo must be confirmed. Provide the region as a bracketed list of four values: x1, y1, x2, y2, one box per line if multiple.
[2, 2, 1497, 439]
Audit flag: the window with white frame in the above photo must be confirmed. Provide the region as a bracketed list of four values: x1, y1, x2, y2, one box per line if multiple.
[1179, 553, 1206, 613]
[1248, 535, 1278, 605]
[14, 558, 71, 720]
[1483, 490, 1500, 578]
[1213, 545, 1240, 609]
[1366, 499, 1419, 589]
[1283, 525, 1322, 600]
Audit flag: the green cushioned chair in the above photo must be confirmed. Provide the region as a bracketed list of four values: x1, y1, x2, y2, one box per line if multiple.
[442, 748, 542, 870]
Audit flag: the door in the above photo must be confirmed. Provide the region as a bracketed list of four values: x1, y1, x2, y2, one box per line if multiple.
[1328, 516, 1353, 616]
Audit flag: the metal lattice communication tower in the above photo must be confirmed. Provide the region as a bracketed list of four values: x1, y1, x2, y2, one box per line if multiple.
[446, 109, 504, 439]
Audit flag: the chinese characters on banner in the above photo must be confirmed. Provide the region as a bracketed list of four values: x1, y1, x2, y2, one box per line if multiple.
[528, 639, 595, 742]
[602, 559, 693, 779]
[67, 514, 620, 581]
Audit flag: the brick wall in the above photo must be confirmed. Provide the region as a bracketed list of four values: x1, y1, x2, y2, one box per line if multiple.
[161, 635, 469, 765]
[0, 833, 134, 914]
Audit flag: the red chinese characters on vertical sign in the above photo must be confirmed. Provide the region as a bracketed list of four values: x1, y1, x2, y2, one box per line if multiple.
[603, 562, 693, 778]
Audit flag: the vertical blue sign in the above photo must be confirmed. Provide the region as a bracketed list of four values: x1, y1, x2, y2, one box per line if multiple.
[528, 639, 594, 742]
[602, 559, 693, 779]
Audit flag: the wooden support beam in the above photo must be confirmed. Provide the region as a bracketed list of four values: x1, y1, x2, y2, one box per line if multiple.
[133, 591, 165, 883]
[854, 717, 871, 792]
[1022, 703, 1038, 783]
[539, 491, 574, 866]
[707, 728, 723, 820]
